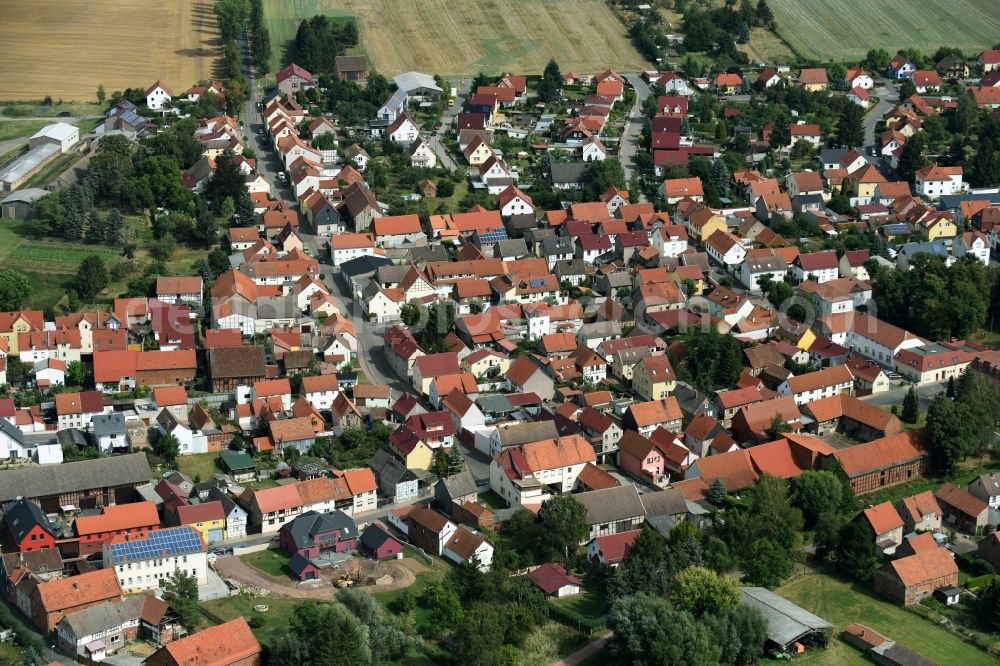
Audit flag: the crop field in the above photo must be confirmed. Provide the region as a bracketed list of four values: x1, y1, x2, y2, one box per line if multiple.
[0, 0, 221, 101]
[263, 0, 647, 76]
[769, 0, 1000, 62]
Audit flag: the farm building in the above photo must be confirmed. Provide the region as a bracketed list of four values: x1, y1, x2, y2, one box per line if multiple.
[0, 188, 48, 219]
[29, 122, 80, 152]
[739, 587, 833, 653]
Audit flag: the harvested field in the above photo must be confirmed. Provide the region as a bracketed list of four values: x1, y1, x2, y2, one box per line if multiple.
[263, 0, 648, 76]
[0, 0, 221, 101]
[770, 0, 1000, 62]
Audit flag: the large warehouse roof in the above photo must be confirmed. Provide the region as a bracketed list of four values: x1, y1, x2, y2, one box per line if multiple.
[740, 587, 833, 649]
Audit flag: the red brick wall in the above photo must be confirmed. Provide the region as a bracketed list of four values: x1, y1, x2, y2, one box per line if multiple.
[850, 457, 930, 494]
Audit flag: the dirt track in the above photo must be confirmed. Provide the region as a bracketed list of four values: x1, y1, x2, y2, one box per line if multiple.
[214, 554, 421, 599]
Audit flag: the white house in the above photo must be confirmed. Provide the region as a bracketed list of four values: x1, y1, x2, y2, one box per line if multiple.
[329, 233, 376, 265]
[845, 67, 874, 89]
[498, 185, 534, 218]
[442, 526, 494, 571]
[301, 374, 340, 411]
[777, 365, 854, 405]
[705, 231, 746, 268]
[0, 419, 26, 462]
[103, 526, 207, 592]
[581, 136, 607, 162]
[145, 81, 173, 110]
[953, 231, 991, 265]
[408, 137, 437, 168]
[386, 114, 420, 144]
[651, 224, 688, 258]
[156, 409, 209, 456]
[740, 256, 787, 292]
[794, 251, 839, 284]
[488, 436, 595, 508]
[915, 165, 964, 198]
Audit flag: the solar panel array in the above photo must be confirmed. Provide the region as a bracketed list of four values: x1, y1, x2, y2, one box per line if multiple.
[479, 228, 509, 243]
[110, 526, 202, 563]
[883, 224, 908, 235]
[529, 278, 547, 288]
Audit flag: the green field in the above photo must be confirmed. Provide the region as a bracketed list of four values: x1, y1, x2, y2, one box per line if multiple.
[241, 549, 292, 578]
[778, 566, 997, 665]
[770, 0, 1000, 62]
[176, 452, 222, 481]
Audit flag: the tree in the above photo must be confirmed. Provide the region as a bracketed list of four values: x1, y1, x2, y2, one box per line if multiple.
[159, 570, 200, 627]
[756, 0, 774, 27]
[789, 470, 844, 527]
[446, 445, 465, 475]
[0, 270, 30, 311]
[766, 414, 790, 439]
[449, 603, 512, 666]
[5, 358, 27, 386]
[537, 59, 562, 103]
[420, 582, 463, 630]
[607, 525, 674, 599]
[707, 477, 727, 506]
[946, 376, 956, 399]
[896, 133, 927, 184]
[865, 48, 891, 72]
[706, 605, 768, 665]
[75, 255, 108, 301]
[338, 588, 414, 664]
[926, 397, 979, 474]
[153, 431, 180, 462]
[742, 538, 793, 587]
[96, 83, 106, 105]
[835, 514, 879, 580]
[66, 361, 87, 386]
[607, 595, 722, 665]
[269, 603, 372, 666]
[539, 495, 588, 560]
[768, 118, 790, 153]
[901, 385, 919, 423]
[583, 158, 626, 200]
[837, 103, 864, 148]
[672, 566, 741, 617]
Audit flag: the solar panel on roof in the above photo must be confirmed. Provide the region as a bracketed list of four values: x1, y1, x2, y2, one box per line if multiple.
[110, 526, 202, 563]
[529, 278, 545, 288]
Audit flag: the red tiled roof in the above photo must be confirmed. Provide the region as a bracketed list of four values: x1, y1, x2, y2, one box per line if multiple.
[833, 430, 929, 477]
[529, 562, 583, 595]
[74, 502, 159, 537]
[887, 547, 957, 588]
[156, 617, 261, 666]
[864, 501, 904, 535]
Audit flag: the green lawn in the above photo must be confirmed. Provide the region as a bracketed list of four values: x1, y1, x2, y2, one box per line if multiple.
[240, 549, 292, 578]
[175, 452, 221, 481]
[550, 577, 608, 622]
[201, 595, 301, 645]
[519, 621, 589, 663]
[777, 566, 997, 665]
[0, 119, 49, 141]
[1, 101, 105, 118]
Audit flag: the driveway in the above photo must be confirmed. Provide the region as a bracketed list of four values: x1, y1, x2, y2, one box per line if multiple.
[199, 567, 232, 601]
[552, 634, 611, 666]
[860, 380, 945, 411]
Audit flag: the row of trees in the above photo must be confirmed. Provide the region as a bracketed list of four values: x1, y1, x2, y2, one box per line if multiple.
[214, 0, 248, 79]
[871, 254, 999, 341]
[248, 0, 271, 73]
[925, 372, 1000, 474]
[294, 15, 359, 74]
[682, 0, 774, 55]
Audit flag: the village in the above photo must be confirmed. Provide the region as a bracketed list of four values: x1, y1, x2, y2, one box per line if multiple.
[0, 0, 1000, 663]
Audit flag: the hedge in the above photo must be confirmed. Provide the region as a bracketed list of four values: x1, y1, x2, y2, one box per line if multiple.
[547, 603, 606, 635]
[965, 574, 994, 589]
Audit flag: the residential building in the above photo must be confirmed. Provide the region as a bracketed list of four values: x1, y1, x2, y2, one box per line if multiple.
[103, 526, 207, 592]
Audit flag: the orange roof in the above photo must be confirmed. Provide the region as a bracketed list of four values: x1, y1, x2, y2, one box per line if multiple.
[329, 232, 375, 249]
[691, 450, 758, 491]
[74, 501, 160, 537]
[35, 569, 121, 612]
[662, 177, 704, 198]
[785, 365, 853, 394]
[576, 462, 620, 490]
[628, 397, 682, 427]
[833, 430, 928, 477]
[270, 417, 315, 443]
[250, 485, 303, 513]
[156, 617, 261, 666]
[295, 476, 339, 505]
[153, 386, 188, 407]
[254, 378, 291, 396]
[301, 374, 339, 393]
[373, 214, 423, 236]
[899, 490, 942, 525]
[887, 547, 957, 588]
[864, 501, 904, 535]
[343, 467, 377, 495]
[520, 435, 596, 472]
[936, 482, 988, 518]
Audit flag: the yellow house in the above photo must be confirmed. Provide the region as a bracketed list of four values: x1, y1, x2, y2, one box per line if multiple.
[462, 349, 511, 380]
[798, 68, 829, 92]
[463, 136, 494, 166]
[0, 311, 44, 355]
[631, 355, 676, 401]
[388, 428, 435, 470]
[176, 502, 227, 545]
[687, 208, 727, 244]
[847, 164, 886, 202]
[924, 215, 957, 240]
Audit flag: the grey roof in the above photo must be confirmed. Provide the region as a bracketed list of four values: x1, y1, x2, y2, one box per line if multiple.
[938, 192, 1000, 211]
[495, 238, 529, 258]
[975, 473, 1000, 496]
[900, 241, 948, 258]
[0, 452, 151, 504]
[554, 258, 587, 276]
[360, 523, 399, 551]
[207, 487, 244, 517]
[280, 509, 358, 550]
[371, 448, 416, 487]
[574, 485, 646, 525]
[0, 548, 62, 577]
[340, 255, 394, 281]
[640, 488, 688, 518]
[440, 469, 477, 499]
[407, 244, 449, 265]
[819, 148, 847, 165]
[2, 498, 56, 543]
[1, 143, 59, 186]
[873, 643, 937, 666]
[745, 255, 788, 271]
[376, 265, 411, 285]
[91, 412, 126, 438]
[58, 596, 145, 640]
[739, 587, 833, 648]
[1, 188, 50, 205]
[541, 236, 574, 256]
[550, 162, 588, 185]
[393, 72, 444, 94]
[0, 416, 24, 446]
[288, 551, 317, 576]
[495, 420, 559, 448]
[579, 321, 621, 339]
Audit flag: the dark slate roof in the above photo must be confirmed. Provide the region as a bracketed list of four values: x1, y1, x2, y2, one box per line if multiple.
[219, 450, 256, 471]
[550, 162, 588, 185]
[0, 417, 24, 446]
[91, 412, 126, 438]
[640, 488, 688, 517]
[0, 453, 151, 503]
[359, 523, 400, 552]
[439, 470, 477, 499]
[288, 552, 317, 576]
[574, 485, 646, 525]
[371, 448, 416, 486]
[56, 428, 88, 448]
[280, 510, 358, 550]
[340, 255, 394, 281]
[2, 498, 56, 543]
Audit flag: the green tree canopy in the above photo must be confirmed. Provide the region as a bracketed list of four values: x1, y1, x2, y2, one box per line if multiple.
[607, 594, 722, 665]
[75, 255, 109, 301]
[0, 270, 31, 311]
[672, 566, 741, 617]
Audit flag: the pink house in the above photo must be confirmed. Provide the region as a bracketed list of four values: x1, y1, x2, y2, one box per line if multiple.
[616, 430, 670, 486]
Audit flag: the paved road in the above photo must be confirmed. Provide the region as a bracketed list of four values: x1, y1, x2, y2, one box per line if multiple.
[552, 634, 610, 666]
[621, 74, 652, 184]
[426, 77, 470, 174]
[864, 80, 899, 151]
[860, 379, 946, 411]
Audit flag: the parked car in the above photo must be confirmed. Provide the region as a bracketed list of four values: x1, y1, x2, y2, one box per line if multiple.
[57, 111, 71, 117]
